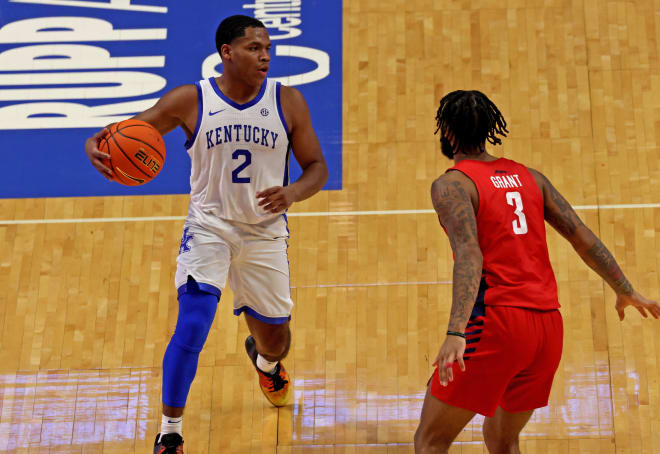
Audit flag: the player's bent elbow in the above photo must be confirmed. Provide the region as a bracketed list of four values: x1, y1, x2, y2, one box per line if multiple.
[568, 224, 598, 255]
[317, 159, 329, 184]
[311, 160, 329, 190]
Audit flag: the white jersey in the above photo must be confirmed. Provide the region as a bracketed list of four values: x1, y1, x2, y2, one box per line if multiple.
[184, 77, 291, 228]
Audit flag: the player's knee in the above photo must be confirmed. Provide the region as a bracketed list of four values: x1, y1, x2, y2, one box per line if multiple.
[174, 314, 211, 351]
[414, 426, 451, 453]
[173, 286, 219, 352]
[483, 428, 520, 454]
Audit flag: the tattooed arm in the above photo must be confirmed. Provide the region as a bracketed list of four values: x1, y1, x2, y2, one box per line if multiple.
[431, 171, 483, 333]
[529, 168, 659, 320]
[528, 169, 632, 295]
[430, 171, 482, 385]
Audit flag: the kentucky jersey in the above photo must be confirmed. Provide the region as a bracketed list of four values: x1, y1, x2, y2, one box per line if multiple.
[449, 158, 560, 310]
[184, 77, 290, 226]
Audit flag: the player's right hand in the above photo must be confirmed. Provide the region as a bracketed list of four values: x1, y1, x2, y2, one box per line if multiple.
[85, 128, 113, 180]
[615, 290, 660, 321]
[433, 335, 466, 386]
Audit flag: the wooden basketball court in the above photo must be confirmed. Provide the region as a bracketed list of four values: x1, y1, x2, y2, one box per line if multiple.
[1, 0, 659, 452]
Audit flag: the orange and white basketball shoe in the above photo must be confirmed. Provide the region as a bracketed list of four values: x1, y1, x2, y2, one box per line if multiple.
[245, 335, 291, 407]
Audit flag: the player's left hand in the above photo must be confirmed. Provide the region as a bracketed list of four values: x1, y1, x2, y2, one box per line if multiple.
[615, 290, 660, 320]
[433, 335, 466, 387]
[257, 186, 298, 213]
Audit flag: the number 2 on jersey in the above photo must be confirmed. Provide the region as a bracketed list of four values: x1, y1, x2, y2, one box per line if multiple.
[232, 149, 251, 183]
[506, 191, 528, 235]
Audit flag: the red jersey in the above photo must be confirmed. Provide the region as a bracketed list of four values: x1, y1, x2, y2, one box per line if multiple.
[448, 158, 559, 310]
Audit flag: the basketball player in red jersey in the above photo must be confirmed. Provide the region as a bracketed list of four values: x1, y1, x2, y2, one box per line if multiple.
[414, 90, 660, 453]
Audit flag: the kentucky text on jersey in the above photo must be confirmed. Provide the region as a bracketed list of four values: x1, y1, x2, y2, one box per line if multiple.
[490, 174, 523, 189]
[205, 124, 279, 150]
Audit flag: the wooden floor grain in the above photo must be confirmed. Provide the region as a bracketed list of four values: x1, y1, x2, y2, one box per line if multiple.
[1, 0, 660, 452]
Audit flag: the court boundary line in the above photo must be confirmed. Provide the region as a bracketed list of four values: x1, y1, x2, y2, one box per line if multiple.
[1, 202, 659, 225]
[291, 280, 452, 289]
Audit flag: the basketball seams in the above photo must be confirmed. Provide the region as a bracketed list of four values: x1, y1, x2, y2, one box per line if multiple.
[115, 127, 165, 161]
[98, 119, 166, 186]
[99, 134, 119, 181]
[107, 125, 153, 179]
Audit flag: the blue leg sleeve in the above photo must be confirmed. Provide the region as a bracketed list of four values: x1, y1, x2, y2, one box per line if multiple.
[162, 278, 219, 408]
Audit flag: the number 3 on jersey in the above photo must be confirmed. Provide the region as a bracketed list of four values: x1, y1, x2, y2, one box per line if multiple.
[506, 191, 528, 235]
[232, 149, 251, 183]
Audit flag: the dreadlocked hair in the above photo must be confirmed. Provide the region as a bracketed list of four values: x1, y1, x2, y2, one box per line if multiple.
[435, 90, 508, 156]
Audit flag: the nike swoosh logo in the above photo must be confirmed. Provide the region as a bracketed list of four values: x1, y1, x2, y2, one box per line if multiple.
[209, 109, 225, 116]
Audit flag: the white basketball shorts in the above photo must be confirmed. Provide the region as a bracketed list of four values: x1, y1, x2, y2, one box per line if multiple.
[174, 213, 293, 324]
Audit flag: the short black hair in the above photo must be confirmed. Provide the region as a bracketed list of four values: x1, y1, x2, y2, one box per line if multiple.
[215, 15, 266, 55]
[435, 90, 508, 156]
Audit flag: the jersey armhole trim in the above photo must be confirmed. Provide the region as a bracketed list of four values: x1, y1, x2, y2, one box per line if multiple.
[276, 82, 291, 137]
[184, 81, 203, 150]
[283, 144, 291, 186]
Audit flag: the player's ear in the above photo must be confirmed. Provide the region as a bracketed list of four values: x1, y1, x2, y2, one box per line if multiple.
[220, 43, 232, 60]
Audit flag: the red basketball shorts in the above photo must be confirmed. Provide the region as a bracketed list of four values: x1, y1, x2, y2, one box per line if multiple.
[430, 304, 563, 417]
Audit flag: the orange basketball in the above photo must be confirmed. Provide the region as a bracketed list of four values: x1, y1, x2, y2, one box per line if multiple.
[99, 119, 166, 186]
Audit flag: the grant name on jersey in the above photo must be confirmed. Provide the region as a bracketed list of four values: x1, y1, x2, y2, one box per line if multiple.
[205, 124, 279, 150]
[490, 174, 523, 189]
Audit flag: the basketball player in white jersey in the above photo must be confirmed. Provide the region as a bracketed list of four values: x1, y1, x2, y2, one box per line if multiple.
[84, 15, 328, 454]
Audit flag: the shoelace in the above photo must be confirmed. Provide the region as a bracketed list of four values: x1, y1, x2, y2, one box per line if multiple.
[262, 366, 289, 392]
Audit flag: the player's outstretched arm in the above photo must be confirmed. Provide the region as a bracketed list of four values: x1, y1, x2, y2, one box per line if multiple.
[84, 85, 197, 179]
[430, 172, 483, 385]
[529, 169, 660, 321]
[257, 86, 328, 213]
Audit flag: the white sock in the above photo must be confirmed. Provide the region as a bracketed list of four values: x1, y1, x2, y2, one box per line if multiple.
[256, 354, 277, 374]
[160, 414, 182, 441]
